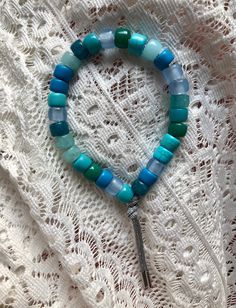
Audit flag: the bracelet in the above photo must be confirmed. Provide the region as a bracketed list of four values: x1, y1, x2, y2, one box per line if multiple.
[47, 27, 190, 288]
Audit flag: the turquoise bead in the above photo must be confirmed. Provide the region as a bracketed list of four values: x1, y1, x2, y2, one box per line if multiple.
[99, 29, 115, 49]
[160, 134, 180, 152]
[169, 108, 188, 122]
[83, 33, 102, 55]
[48, 92, 67, 107]
[117, 183, 134, 203]
[153, 146, 173, 164]
[128, 33, 148, 56]
[50, 121, 69, 137]
[61, 51, 81, 73]
[132, 179, 149, 196]
[170, 94, 190, 108]
[154, 48, 174, 71]
[138, 168, 157, 186]
[62, 145, 80, 163]
[55, 133, 74, 150]
[142, 38, 163, 61]
[73, 153, 93, 173]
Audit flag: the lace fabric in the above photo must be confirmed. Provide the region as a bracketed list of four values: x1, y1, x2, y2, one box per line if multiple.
[0, 0, 236, 307]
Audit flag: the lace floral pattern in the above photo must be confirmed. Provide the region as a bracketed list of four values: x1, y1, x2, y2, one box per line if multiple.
[0, 0, 235, 307]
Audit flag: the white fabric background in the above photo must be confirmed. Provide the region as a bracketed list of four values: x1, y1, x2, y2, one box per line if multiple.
[0, 0, 235, 307]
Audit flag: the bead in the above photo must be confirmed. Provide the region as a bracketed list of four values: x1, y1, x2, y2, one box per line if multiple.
[153, 146, 173, 164]
[84, 162, 102, 181]
[138, 168, 157, 186]
[50, 78, 69, 95]
[168, 123, 187, 137]
[160, 134, 180, 152]
[61, 51, 81, 73]
[70, 39, 89, 60]
[55, 133, 74, 150]
[96, 169, 113, 189]
[170, 94, 190, 108]
[53, 64, 73, 82]
[49, 121, 69, 137]
[48, 107, 67, 122]
[99, 29, 115, 49]
[128, 33, 148, 56]
[147, 158, 165, 176]
[142, 38, 163, 61]
[169, 78, 189, 95]
[83, 33, 102, 56]
[105, 176, 123, 196]
[114, 27, 132, 49]
[162, 63, 184, 85]
[62, 145, 80, 163]
[132, 179, 149, 196]
[117, 183, 134, 203]
[48, 92, 67, 107]
[169, 108, 188, 122]
[154, 48, 174, 71]
[73, 153, 93, 173]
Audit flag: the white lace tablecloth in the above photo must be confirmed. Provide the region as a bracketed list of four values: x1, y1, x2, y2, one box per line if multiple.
[0, 0, 236, 307]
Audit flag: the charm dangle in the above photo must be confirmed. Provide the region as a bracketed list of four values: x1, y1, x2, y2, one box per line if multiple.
[127, 199, 152, 289]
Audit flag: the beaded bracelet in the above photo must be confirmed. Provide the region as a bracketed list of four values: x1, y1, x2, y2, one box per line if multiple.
[48, 27, 189, 288]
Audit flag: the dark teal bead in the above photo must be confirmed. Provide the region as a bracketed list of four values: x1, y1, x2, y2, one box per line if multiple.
[132, 179, 149, 196]
[71, 39, 89, 60]
[50, 78, 69, 95]
[49, 121, 69, 137]
[169, 108, 188, 122]
[53, 64, 73, 82]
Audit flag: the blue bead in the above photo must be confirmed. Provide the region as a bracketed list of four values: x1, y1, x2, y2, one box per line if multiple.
[153, 146, 173, 164]
[99, 29, 115, 49]
[49, 121, 69, 137]
[169, 108, 188, 122]
[73, 153, 93, 173]
[48, 92, 67, 107]
[48, 107, 67, 122]
[71, 39, 89, 60]
[53, 64, 73, 82]
[154, 48, 174, 71]
[128, 33, 148, 56]
[160, 134, 180, 152]
[50, 78, 69, 95]
[138, 168, 157, 186]
[169, 79, 189, 95]
[162, 63, 184, 85]
[105, 176, 123, 196]
[147, 158, 165, 176]
[96, 169, 113, 189]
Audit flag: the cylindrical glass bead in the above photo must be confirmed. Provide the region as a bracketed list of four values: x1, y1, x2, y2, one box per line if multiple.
[48, 107, 67, 122]
[99, 29, 115, 49]
[147, 158, 165, 176]
[169, 79, 189, 95]
[105, 176, 123, 196]
[162, 63, 184, 85]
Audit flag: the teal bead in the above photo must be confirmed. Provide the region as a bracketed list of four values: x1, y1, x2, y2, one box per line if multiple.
[116, 183, 134, 203]
[61, 51, 81, 73]
[153, 146, 173, 164]
[62, 145, 80, 163]
[55, 133, 74, 150]
[128, 33, 148, 56]
[49, 121, 69, 137]
[132, 179, 149, 196]
[160, 134, 180, 152]
[142, 38, 163, 61]
[73, 153, 93, 173]
[169, 108, 188, 122]
[83, 33, 102, 55]
[170, 94, 190, 108]
[48, 92, 67, 107]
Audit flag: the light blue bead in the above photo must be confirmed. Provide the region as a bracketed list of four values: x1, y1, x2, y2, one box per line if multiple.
[99, 29, 115, 49]
[61, 51, 81, 73]
[142, 39, 163, 61]
[128, 33, 148, 56]
[169, 108, 188, 122]
[138, 168, 157, 186]
[62, 145, 80, 163]
[96, 169, 113, 188]
[153, 146, 173, 164]
[117, 183, 134, 203]
[162, 63, 184, 85]
[48, 107, 67, 122]
[73, 153, 93, 173]
[160, 134, 180, 152]
[154, 48, 174, 71]
[147, 158, 165, 176]
[48, 92, 67, 107]
[55, 133, 75, 150]
[169, 78, 189, 95]
[105, 176, 123, 196]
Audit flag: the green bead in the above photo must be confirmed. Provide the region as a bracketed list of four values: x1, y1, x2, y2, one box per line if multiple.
[84, 162, 102, 181]
[116, 184, 134, 203]
[132, 179, 149, 196]
[114, 27, 132, 49]
[55, 133, 74, 150]
[170, 95, 190, 109]
[168, 123, 187, 137]
[83, 33, 102, 55]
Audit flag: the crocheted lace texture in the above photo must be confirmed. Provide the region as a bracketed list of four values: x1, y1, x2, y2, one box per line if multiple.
[0, 0, 235, 307]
